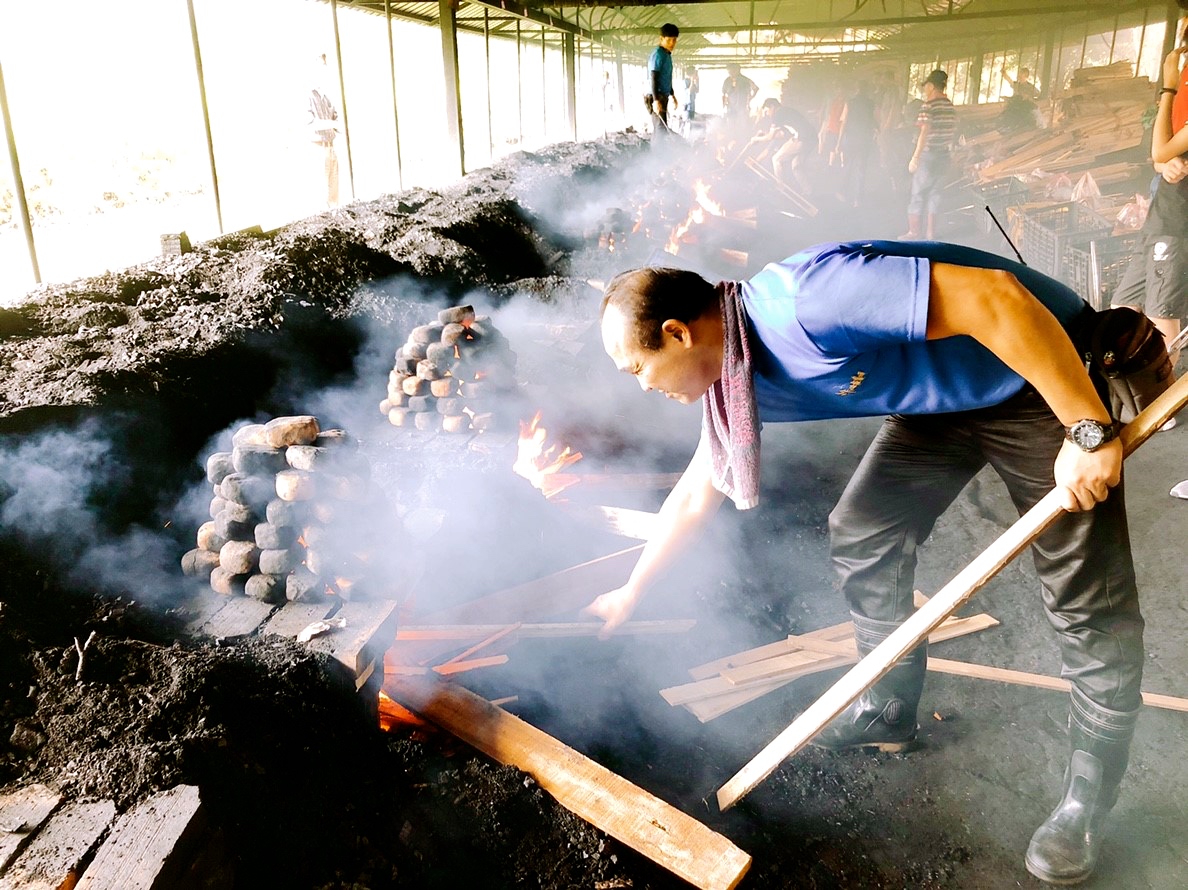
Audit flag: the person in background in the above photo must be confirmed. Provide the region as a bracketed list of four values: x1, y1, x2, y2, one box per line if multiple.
[722, 64, 758, 128]
[588, 237, 1142, 888]
[308, 52, 340, 210]
[835, 79, 880, 207]
[684, 68, 700, 121]
[647, 23, 680, 137]
[1111, 34, 1188, 441]
[902, 69, 956, 239]
[1002, 65, 1040, 101]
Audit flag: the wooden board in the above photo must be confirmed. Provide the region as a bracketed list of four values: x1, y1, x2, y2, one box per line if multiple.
[261, 600, 341, 640]
[197, 597, 275, 640]
[387, 673, 751, 890]
[2, 799, 116, 889]
[75, 785, 204, 890]
[305, 600, 400, 678]
[386, 546, 645, 669]
[418, 545, 643, 626]
[174, 589, 232, 638]
[395, 619, 696, 642]
[0, 784, 61, 872]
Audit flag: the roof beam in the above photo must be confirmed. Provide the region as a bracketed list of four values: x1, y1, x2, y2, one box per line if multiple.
[470, 0, 592, 38]
[591, 0, 1150, 36]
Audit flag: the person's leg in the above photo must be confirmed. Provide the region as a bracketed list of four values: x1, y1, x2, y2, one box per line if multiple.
[815, 413, 983, 751]
[1142, 236, 1188, 368]
[979, 387, 1143, 885]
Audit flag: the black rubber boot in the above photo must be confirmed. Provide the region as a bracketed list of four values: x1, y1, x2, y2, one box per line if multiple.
[811, 614, 926, 753]
[1025, 687, 1140, 885]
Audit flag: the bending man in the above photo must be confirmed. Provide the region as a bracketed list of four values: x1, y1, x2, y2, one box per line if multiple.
[588, 240, 1144, 886]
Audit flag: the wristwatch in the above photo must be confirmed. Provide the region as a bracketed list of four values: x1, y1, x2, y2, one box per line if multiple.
[1065, 419, 1121, 452]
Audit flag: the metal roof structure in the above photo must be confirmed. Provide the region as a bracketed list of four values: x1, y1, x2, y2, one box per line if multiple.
[339, 0, 1171, 67]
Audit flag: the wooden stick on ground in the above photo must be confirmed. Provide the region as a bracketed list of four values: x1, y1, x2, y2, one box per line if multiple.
[717, 372, 1188, 812]
[388, 673, 752, 890]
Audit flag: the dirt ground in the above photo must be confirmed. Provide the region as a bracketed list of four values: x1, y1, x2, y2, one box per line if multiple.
[2, 130, 1187, 890]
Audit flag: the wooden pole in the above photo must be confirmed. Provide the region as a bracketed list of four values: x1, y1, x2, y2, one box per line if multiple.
[717, 372, 1188, 812]
[390, 673, 752, 890]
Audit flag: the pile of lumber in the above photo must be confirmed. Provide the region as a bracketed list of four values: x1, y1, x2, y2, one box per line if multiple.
[968, 63, 1152, 186]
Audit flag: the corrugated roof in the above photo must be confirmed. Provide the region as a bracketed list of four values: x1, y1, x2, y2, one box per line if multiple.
[339, 0, 1170, 66]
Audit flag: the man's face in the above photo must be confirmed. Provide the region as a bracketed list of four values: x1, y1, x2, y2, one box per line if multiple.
[660, 36, 678, 52]
[601, 305, 718, 405]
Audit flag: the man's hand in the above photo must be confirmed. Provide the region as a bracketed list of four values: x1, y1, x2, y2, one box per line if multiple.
[1053, 438, 1122, 512]
[653, 99, 665, 115]
[1161, 155, 1188, 184]
[908, 156, 919, 174]
[582, 586, 641, 639]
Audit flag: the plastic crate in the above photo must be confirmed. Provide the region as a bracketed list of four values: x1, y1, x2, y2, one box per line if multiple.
[1011, 202, 1112, 278]
[1061, 232, 1142, 310]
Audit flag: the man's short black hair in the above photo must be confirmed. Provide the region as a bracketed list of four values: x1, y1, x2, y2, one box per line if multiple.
[601, 267, 717, 351]
[660, 23, 680, 38]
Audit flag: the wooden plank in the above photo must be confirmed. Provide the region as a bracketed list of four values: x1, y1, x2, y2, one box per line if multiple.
[418, 545, 644, 626]
[386, 546, 646, 673]
[387, 674, 752, 890]
[924, 658, 1188, 713]
[75, 785, 205, 890]
[716, 373, 1188, 812]
[720, 614, 999, 686]
[440, 624, 522, 665]
[395, 619, 696, 643]
[305, 600, 400, 678]
[669, 613, 997, 717]
[558, 504, 660, 540]
[432, 655, 509, 675]
[260, 600, 341, 639]
[2, 799, 116, 889]
[0, 785, 61, 872]
[173, 589, 231, 638]
[686, 622, 854, 681]
[197, 596, 275, 640]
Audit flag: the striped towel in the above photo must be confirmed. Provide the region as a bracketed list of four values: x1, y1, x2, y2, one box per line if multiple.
[701, 280, 761, 509]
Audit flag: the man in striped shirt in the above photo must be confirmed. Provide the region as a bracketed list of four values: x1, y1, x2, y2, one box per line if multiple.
[902, 69, 957, 240]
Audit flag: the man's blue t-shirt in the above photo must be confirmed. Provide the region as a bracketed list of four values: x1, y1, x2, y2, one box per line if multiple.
[740, 240, 1087, 422]
[648, 46, 674, 97]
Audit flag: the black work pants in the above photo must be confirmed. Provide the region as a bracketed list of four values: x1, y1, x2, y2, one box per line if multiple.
[827, 386, 1144, 712]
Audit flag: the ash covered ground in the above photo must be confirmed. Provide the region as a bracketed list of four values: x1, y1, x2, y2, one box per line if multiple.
[2, 132, 1188, 889]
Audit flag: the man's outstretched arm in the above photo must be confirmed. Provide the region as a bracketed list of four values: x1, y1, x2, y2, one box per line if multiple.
[584, 441, 726, 636]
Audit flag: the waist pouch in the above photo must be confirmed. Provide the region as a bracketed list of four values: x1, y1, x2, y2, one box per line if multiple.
[1074, 307, 1176, 423]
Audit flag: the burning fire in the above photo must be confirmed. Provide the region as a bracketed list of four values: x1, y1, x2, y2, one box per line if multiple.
[513, 411, 583, 498]
[665, 177, 724, 255]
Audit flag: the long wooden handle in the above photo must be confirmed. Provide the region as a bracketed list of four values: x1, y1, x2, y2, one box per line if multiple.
[717, 371, 1188, 812]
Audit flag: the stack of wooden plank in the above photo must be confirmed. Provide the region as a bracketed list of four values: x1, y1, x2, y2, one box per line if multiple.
[968, 63, 1151, 187]
[0, 784, 221, 889]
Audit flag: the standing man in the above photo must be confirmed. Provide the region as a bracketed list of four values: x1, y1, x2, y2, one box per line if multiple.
[309, 52, 340, 210]
[1113, 19, 1188, 379]
[721, 63, 758, 128]
[588, 238, 1146, 886]
[902, 69, 957, 239]
[1002, 65, 1041, 101]
[647, 24, 680, 136]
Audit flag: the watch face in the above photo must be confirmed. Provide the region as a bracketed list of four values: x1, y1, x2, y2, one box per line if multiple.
[1071, 421, 1105, 449]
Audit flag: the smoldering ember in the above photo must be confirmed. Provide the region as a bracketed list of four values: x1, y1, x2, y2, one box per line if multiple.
[2, 131, 1188, 890]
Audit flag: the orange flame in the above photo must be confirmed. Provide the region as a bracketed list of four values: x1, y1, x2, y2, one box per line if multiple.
[378, 691, 429, 731]
[513, 411, 583, 498]
[693, 178, 726, 216]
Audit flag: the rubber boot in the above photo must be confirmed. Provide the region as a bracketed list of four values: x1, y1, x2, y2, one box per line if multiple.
[1025, 687, 1140, 885]
[811, 614, 926, 753]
